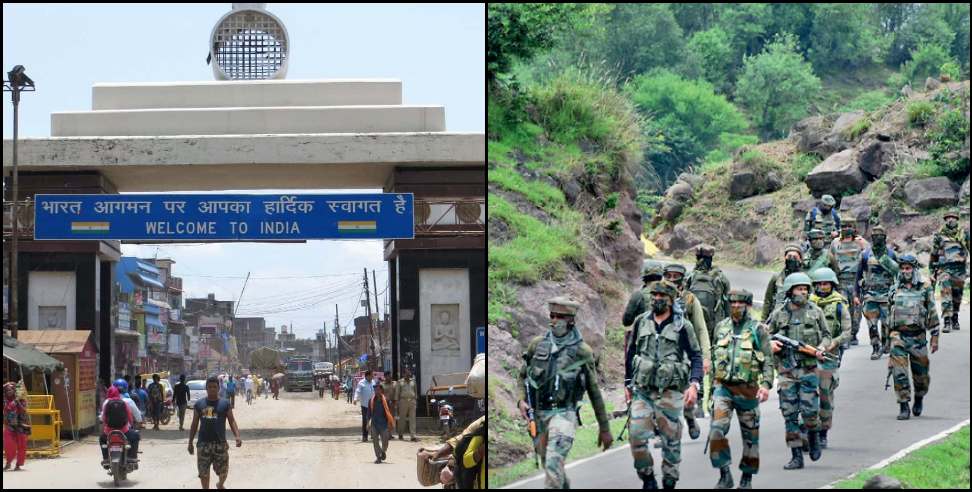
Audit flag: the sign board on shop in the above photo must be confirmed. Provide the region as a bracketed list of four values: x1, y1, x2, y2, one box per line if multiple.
[34, 193, 414, 241]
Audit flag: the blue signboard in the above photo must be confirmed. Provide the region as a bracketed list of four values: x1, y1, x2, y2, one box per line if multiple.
[34, 193, 414, 241]
[476, 326, 485, 354]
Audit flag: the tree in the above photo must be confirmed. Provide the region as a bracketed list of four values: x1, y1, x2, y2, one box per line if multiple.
[735, 33, 822, 140]
[886, 4, 955, 66]
[901, 44, 953, 84]
[719, 3, 773, 57]
[595, 3, 687, 78]
[807, 3, 887, 71]
[686, 27, 735, 94]
[486, 3, 606, 85]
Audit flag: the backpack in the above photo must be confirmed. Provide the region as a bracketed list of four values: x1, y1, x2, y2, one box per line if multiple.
[687, 270, 723, 327]
[105, 399, 129, 429]
[809, 207, 841, 231]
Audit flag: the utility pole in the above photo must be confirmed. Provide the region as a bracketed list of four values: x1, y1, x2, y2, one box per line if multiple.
[334, 304, 340, 377]
[4, 66, 35, 339]
[371, 268, 382, 373]
[363, 268, 376, 372]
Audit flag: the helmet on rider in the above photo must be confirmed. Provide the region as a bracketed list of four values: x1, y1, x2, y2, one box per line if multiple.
[113, 378, 129, 394]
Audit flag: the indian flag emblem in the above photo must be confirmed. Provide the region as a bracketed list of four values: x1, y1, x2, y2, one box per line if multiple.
[337, 221, 377, 233]
[71, 221, 110, 234]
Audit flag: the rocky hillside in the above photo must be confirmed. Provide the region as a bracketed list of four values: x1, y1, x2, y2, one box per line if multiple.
[652, 78, 970, 269]
[487, 75, 645, 467]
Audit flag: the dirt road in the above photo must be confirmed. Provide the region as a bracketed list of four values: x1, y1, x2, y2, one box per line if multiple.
[2, 388, 443, 489]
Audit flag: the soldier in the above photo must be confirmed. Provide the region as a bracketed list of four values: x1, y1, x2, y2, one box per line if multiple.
[517, 297, 612, 489]
[764, 272, 831, 470]
[685, 244, 731, 346]
[809, 268, 851, 450]
[859, 225, 899, 359]
[625, 281, 703, 489]
[930, 209, 970, 333]
[830, 221, 870, 346]
[708, 289, 772, 490]
[762, 244, 805, 321]
[804, 194, 841, 239]
[803, 229, 840, 275]
[663, 263, 711, 434]
[624, 260, 666, 328]
[888, 254, 939, 420]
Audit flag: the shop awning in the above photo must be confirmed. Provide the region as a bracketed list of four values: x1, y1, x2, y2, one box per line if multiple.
[128, 271, 164, 289]
[145, 314, 165, 329]
[2, 333, 65, 374]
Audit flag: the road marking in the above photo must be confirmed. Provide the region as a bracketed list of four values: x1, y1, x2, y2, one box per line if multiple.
[500, 443, 632, 489]
[820, 418, 971, 489]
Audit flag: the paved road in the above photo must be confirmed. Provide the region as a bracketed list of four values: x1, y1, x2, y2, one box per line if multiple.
[506, 263, 971, 489]
[2, 389, 441, 489]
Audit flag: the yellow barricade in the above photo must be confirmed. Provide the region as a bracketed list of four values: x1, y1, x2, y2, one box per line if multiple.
[25, 393, 62, 457]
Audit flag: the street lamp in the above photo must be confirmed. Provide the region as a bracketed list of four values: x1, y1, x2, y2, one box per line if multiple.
[3, 65, 35, 339]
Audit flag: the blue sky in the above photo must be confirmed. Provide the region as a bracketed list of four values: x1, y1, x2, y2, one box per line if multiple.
[2, 3, 484, 342]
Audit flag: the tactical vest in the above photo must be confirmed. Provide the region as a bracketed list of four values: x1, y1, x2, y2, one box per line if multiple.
[771, 304, 824, 366]
[688, 270, 722, 328]
[814, 296, 845, 340]
[809, 208, 839, 236]
[631, 314, 690, 391]
[712, 318, 764, 385]
[940, 235, 968, 265]
[891, 286, 927, 330]
[864, 252, 895, 297]
[772, 273, 788, 311]
[525, 336, 588, 408]
[804, 249, 831, 274]
[833, 239, 863, 280]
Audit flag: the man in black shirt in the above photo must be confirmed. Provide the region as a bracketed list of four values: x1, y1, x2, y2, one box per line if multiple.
[147, 374, 164, 431]
[173, 374, 191, 431]
[188, 376, 242, 489]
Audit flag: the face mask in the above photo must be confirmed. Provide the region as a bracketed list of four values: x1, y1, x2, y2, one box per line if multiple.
[667, 276, 684, 289]
[791, 293, 808, 306]
[873, 236, 886, 248]
[730, 305, 746, 321]
[900, 271, 913, 284]
[785, 258, 802, 273]
[696, 257, 712, 270]
[841, 228, 853, 239]
[551, 319, 571, 337]
[811, 239, 824, 250]
[946, 219, 958, 228]
[652, 298, 669, 315]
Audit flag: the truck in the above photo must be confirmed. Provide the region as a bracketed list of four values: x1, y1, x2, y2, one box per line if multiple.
[285, 356, 314, 392]
[312, 362, 334, 391]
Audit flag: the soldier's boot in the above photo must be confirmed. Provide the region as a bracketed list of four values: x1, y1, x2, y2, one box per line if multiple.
[819, 429, 828, 449]
[882, 339, 890, 355]
[942, 317, 952, 334]
[808, 430, 822, 461]
[912, 396, 923, 417]
[687, 418, 701, 440]
[738, 473, 753, 489]
[783, 447, 804, 470]
[662, 478, 677, 490]
[870, 344, 882, 360]
[641, 473, 658, 490]
[897, 401, 910, 420]
[952, 312, 960, 331]
[716, 465, 734, 489]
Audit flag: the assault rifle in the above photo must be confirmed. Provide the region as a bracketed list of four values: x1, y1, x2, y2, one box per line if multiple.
[771, 333, 838, 362]
[524, 380, 539, 468]
[884, 365, 893, 391]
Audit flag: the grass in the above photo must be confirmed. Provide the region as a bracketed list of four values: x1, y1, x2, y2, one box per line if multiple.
[839, 89, 895, 113]
[843, 115, 872, 141]
[791, 153, 823, 182]
[907, 101, 935, 127]
[833, 425, 970, 489]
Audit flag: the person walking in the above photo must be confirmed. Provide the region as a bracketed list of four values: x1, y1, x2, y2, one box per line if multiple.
[147, 373, 165, 431]
[270, 377, 280, 400]
[3, 382, 31, 471]
[244, 376, 254, 406]
[174, 375, 190, 431]
[396, 369, 418, 441]
[354, 371, 376, 443]
[188, 377, 242, 489]
[369, 381, 396, 463]
[225, 376, 237, 409]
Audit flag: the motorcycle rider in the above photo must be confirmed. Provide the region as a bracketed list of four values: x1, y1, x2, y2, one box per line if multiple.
[99, 380, 142, 468]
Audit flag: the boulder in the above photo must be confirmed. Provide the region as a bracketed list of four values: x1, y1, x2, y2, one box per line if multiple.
[670, 223, 702, 251]
[960, 175, 970, 204]
[677, 173, 705, 191]
[840, 193, 872, 223]
[913, 235, 934, 254]
[901, 84, 913, 98]
[904, 177, 957, 210]
[805, 149, 868, 197]
[754, 235, 785, 266]
[667, 180, 694, 203]
[740, 196, 774, 215]
[561, 177, 583, 205]
[863, 474, 903, 489]
[925, 77, 941, 92]
[831, 111, 867, 147]
[858, 139, 895, 179]
[729, 166, 783, 200]
[792, 198, 818, 220]
[657, 199, 684, 223]
[792, 115, 839, 157]
[729, 218, 761, 241]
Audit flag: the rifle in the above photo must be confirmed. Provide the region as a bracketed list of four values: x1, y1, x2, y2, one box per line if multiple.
[884, 365, 893, 391]
[771, 333, 838, 362]
[524, 380, 539, 468]
[617, 397, 631, 441]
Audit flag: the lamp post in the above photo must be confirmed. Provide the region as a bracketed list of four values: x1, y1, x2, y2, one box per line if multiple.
[3, 65, 35, 339]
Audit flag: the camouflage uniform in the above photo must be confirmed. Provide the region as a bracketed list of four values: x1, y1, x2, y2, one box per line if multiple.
[859, 225, 899, 357]
[708, 289, 773, 487]
[685, 244, 730, 425]
[830, 226, 869, 344]
[803, 195, 841, 238]
[623, 260, 665, 327]
[764, 273, 830, 468]
[888, 256, 939, 418]
[626, 281, 704, 488]
[518, 297, 610, 489]
[809, 268, 852, 446]
[665, 263, 711, 432]
[803, 229, 840, 275]
[762, 244, 805, 321]
[930, 210, 970, 333]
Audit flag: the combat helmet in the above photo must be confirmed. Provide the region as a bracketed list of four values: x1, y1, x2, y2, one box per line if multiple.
[782, 272, 813, 294]
[548, 297, 580, 317]
[810, 268, 840, 288]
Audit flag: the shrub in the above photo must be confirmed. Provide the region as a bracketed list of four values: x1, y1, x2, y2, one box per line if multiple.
[841, 90, 894, 113]
[907, 101, 936, 127]
[844, 116, 872, 141]
[901, 44, 952, 85]
[939, 61, 960, 81]
[792, 153, 823, 181]
[929, 109, 971, 179]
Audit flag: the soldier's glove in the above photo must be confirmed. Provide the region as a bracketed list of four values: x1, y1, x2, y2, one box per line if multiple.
[930, 336, 939, 354]
[597, 430, 614, 451]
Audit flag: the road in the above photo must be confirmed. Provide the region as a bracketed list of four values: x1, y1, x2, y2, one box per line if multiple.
[2, 389, 442, 489]
[505, 263, 971, 489]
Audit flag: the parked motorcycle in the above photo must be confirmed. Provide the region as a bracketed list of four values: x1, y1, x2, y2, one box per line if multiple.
[430, 398, 456, 440]
[104, 429, 139, 486]
[159, 398, 173, 426]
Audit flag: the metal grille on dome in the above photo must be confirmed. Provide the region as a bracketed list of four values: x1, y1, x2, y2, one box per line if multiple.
[213, 11, 287, 80]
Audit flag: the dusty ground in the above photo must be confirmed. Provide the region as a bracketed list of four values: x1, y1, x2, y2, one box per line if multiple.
[2, 389, 444, 489]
